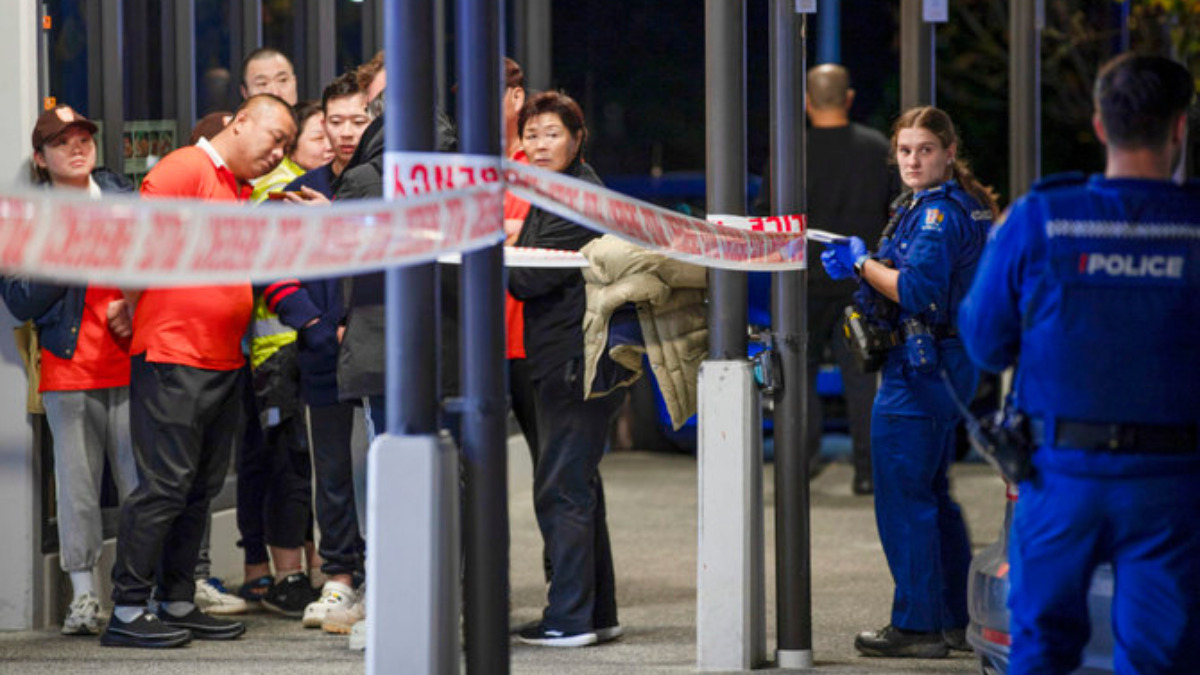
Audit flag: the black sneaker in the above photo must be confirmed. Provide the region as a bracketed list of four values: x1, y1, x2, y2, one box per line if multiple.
[262, 572, 318, 618]
[943, 627, 972, 652]
[156, 607, 245, 640]
[100, 611, 192, 648]
[854, 624, 949, 658]
[517, 622, 597, 647]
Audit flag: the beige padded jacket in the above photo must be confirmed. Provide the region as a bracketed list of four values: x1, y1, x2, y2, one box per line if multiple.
[580, 235, 708, 430]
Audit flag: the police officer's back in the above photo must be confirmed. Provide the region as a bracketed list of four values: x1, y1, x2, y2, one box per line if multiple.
[959, 54, 1200, 674]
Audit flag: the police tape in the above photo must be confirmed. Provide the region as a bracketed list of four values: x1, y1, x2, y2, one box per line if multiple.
[499, 159, 806, 272]
[0, 152, 805, 287]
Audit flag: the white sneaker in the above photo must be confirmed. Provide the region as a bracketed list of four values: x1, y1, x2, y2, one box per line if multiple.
[193, 578, 248, 615]
[348, 618, 367, 651]
[62, 591, 100, 635]
[322, 589, 365, 634]
[595, 624, 624, 643]
[302, 580, 355, 629]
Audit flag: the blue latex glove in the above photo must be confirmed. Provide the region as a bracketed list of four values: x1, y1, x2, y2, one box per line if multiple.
[821, 237, 869, 280]
[821, 249, 854, 280]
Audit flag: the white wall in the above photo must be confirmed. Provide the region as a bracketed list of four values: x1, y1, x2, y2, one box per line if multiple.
[0, 3, 42, 630]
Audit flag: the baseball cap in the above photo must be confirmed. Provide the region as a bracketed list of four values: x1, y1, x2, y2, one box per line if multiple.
[32, 105, 98, 150]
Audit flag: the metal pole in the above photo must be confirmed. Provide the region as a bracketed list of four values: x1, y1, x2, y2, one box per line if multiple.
[386, 0, 438, 436]
[705, 0, 748, 358]
[455, 0, 509, 672]
[99, 0, 124, 176]
[899, 0, 933, 110]
[305, 0, 335, 101]
[816, 0, 840, 65]
[172, 0, 196, 148]
[524, 0, 551, 91]
[1010, 0, 1041, 198]
[769, 1, 812, 669]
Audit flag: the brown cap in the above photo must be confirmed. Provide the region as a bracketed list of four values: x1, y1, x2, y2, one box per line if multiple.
[32, 105, 98, 150]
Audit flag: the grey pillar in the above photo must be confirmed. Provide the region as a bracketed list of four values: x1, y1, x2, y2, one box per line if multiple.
[1009, 0, 1042, 198]
[0, 0, 42, 630]
[304, 0, 336, 101]
[705, 0, 748, 358]
[899, 0, 934, 110]
[769, 1, 812, 669]
[521, 0, 551, 91]
[98, 0, 124, 176]
[170, 0, 196, 149]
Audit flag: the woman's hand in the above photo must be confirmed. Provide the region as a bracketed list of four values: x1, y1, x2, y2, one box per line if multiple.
[821, 237, 868, 280]
[282, 186, 330, 206]
[106, 298, 133, 340]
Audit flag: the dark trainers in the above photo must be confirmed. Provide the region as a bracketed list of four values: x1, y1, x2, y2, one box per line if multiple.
[517, 623, 597, 647]
[262, 572, 318, 618]
[157, 607, 246, 640]
[101, 611, 191, 648]
[943, 627, 972, 652]
[854, 624, 949, 658]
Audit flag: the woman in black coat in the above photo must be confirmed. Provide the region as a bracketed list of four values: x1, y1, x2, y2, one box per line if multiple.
[509, 91, 623, 648]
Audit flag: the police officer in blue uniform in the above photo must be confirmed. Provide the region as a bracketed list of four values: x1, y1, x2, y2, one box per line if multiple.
[959, 54, 1200, 674]
[823, 106, 998, 658]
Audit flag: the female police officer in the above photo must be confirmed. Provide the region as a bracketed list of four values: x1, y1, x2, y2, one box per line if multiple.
[822, 106, 998, 658]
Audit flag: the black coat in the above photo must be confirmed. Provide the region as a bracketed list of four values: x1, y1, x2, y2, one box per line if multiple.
[508, 159, 604, 382]
[333, 112, 462, 402]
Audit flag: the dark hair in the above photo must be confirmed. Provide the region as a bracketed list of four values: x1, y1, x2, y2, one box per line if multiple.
[322, 72, 363, 113]
[892, 106, 999, 218]
[1094, 53, 1195, 150]
[290, 101, 323, 155]
[357, 51, 385, 92]
[241, 47, 293, 85]
[517, 90, 588, 155]
[505, 57, 524, 90]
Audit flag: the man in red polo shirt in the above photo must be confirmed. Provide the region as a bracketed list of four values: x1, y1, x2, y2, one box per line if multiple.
[103, 94, 296, 649]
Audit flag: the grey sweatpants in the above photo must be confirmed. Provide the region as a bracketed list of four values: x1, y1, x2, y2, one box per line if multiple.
[42, 387, 139, 573]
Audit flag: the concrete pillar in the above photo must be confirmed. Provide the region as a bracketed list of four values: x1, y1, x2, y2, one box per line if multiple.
[0, 2, 42, 630]
[697, 361, 766, 670]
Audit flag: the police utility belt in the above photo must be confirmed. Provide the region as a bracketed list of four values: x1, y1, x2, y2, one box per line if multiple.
[1031, 418, 1199, 455]
[842, 306, 955, 374]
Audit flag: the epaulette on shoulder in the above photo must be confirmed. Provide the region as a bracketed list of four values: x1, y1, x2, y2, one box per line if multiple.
[1030, 171, 1087, 193]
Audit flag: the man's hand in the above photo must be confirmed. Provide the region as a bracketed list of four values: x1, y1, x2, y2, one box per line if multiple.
[821, 237, 869, 280]
[106, 298, 133, 340]
[282, 186, 331, 206]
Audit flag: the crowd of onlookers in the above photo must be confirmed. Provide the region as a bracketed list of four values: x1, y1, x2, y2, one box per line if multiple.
[8, 47, 636, 650]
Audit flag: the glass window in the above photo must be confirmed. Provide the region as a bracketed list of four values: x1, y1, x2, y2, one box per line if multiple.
[45, 1, 91, 116]
[263, 0, 304, 93]
[337, 0, 366, 75]
[197, 0, 238, 116]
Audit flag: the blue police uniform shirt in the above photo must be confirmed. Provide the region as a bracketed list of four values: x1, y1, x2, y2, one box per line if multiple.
[870, 179, 992, 415]
[959, 173, 1200, 477]
[877, 180, 992, 329]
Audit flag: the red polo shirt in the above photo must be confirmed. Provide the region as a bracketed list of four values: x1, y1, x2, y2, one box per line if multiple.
[132, 141, 253, 371]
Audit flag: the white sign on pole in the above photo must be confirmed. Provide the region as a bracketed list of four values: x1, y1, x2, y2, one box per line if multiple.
[795, 0, 816, 14]
[923, 0, 949, 23]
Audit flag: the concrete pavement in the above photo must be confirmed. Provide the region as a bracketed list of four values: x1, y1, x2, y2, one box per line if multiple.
[0, 433, 1008, 674]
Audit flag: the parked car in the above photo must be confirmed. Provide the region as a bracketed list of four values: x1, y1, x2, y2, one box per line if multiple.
[967, 482, 1115, 674]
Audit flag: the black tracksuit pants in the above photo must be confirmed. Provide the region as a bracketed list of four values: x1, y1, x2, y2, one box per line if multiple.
[532, 357, 622, 634]
[307, 401, 365, 581]
[111, 355, 243, 606]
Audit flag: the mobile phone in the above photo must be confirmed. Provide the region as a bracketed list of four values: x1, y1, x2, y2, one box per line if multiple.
[267, 191, 299, 201]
